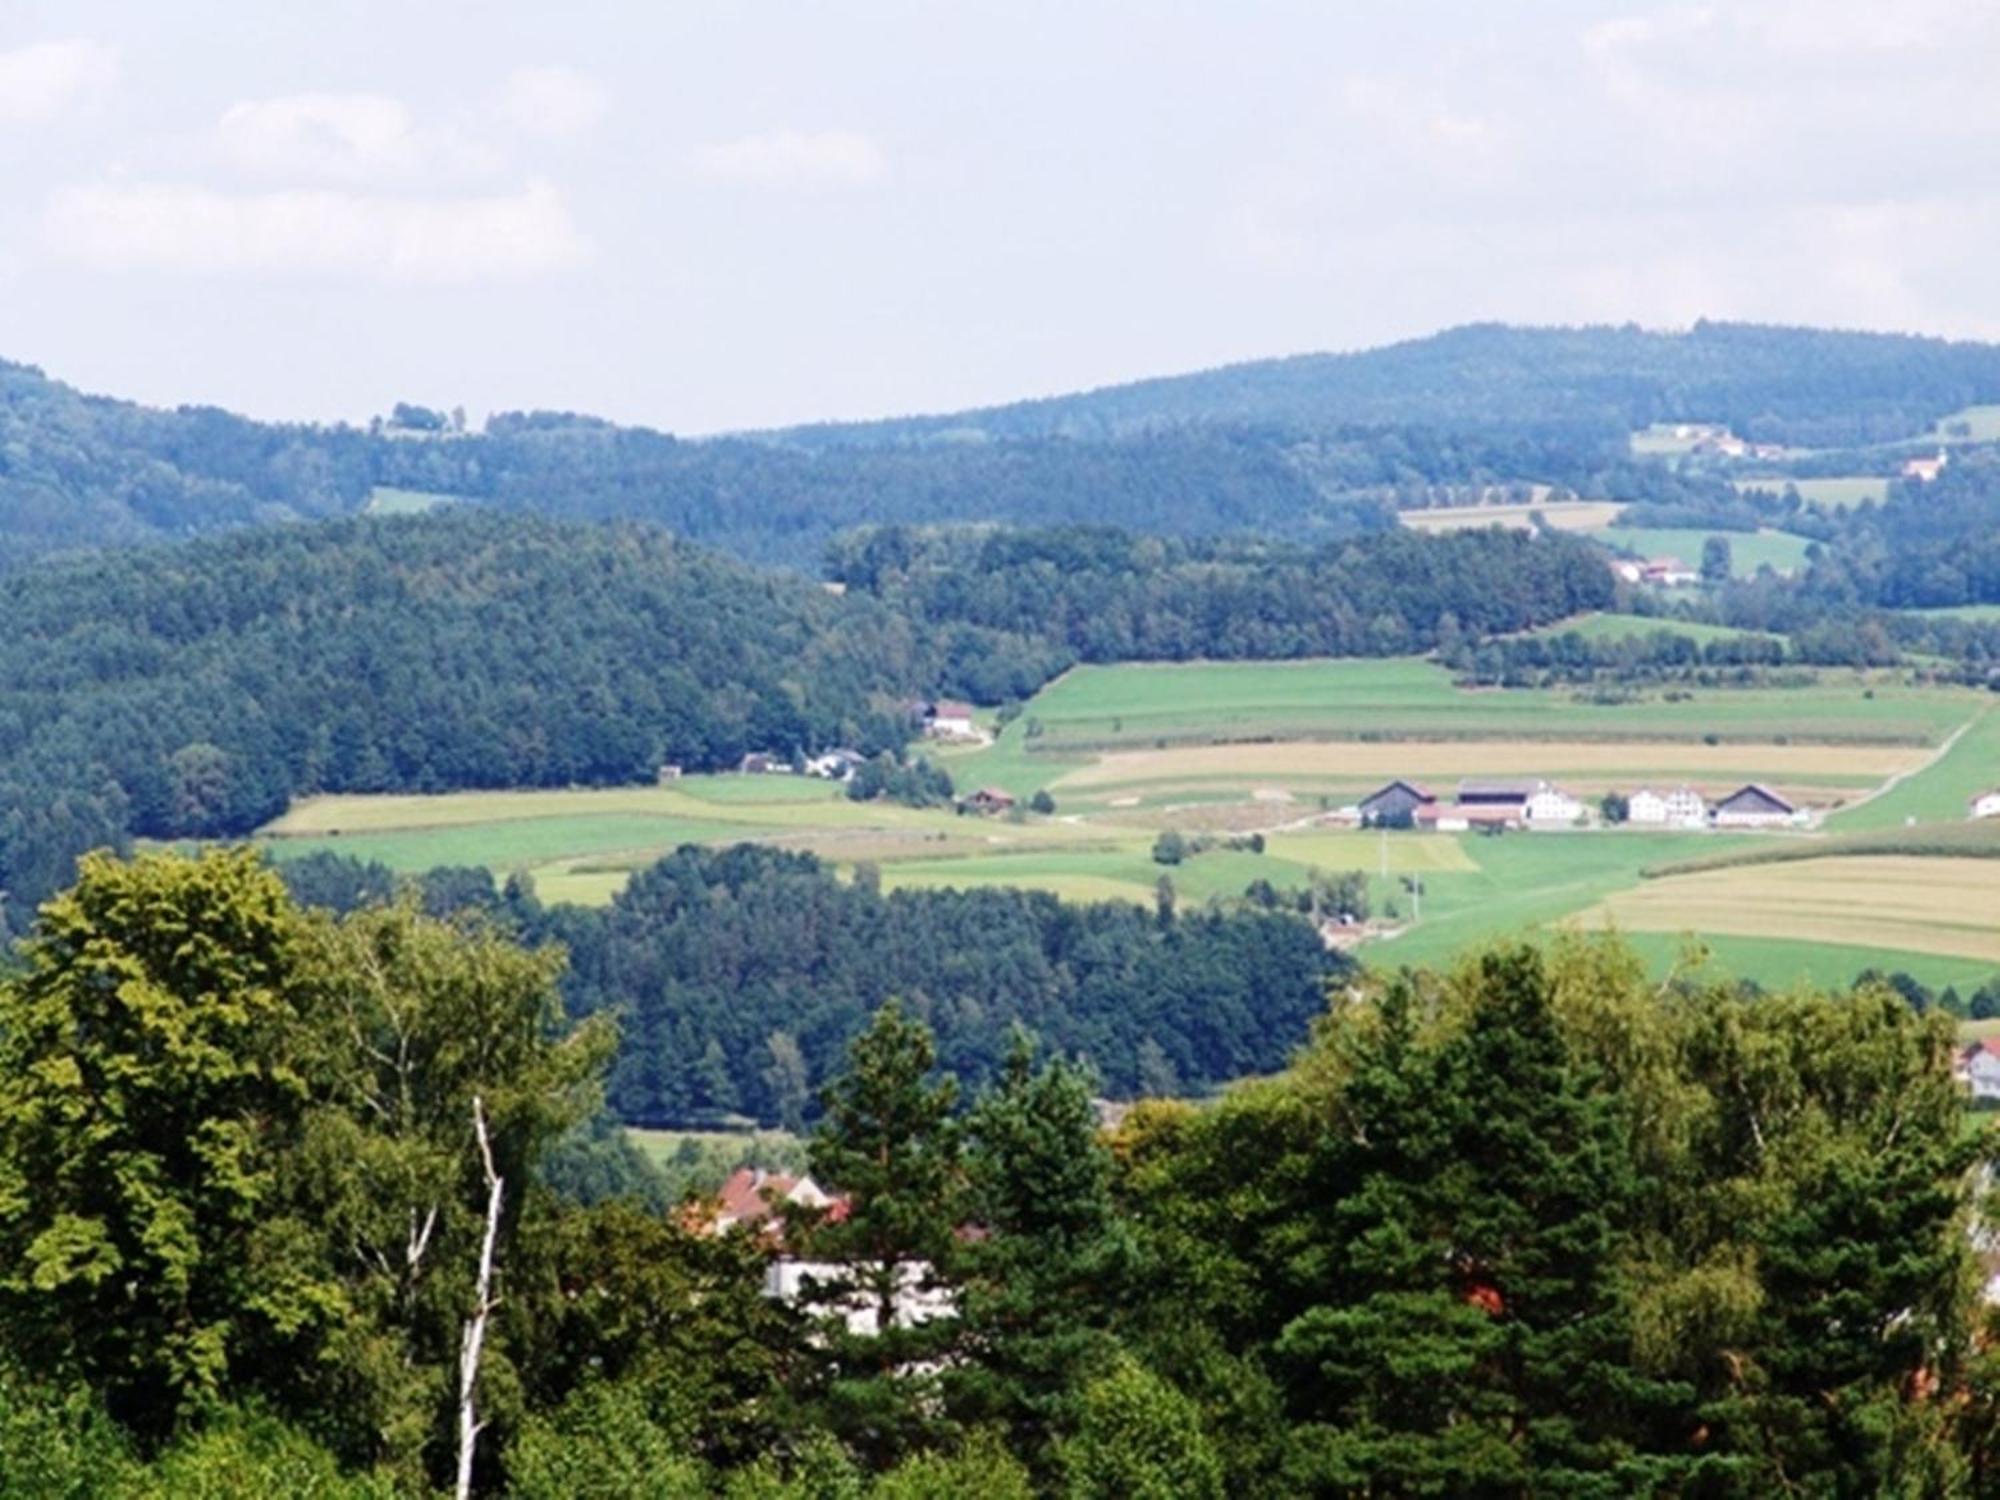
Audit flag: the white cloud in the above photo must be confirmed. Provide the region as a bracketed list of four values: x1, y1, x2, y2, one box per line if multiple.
[690, 129, 887, 189]
[217, 93, 422, 182]
[43, 178, 587, 281]
[502, 66, 608, 138]
[0, 39, 116, 123]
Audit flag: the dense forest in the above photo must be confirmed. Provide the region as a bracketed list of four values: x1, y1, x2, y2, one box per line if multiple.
[8, 322, 2000, 572]
[281, 844, 1337, 1125]
[1, 849, 1994, 1496]
[827, 524, 1616, 695]
[782, 320, 2000, 448]
[0, 512, 1608, 932]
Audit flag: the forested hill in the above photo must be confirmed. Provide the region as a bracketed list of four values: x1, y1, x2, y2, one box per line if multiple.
[0, 510, 1612, 929]
[779, 321, 2000, 449]
[8, 320, 2000, 570]
[0, 510, 941, 922]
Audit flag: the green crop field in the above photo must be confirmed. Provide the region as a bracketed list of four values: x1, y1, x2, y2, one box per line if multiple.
[1732, 475, 1888, 508]
[364, 485, 460, 516]
[1592, 525, 1815, 576]
[1523, 612, 1778, 646]
[251, 654, 1998, 997]
[1906, 604, 2000, 624]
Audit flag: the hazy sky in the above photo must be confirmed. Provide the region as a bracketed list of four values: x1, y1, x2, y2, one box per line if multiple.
[2, 0, 1998, 433]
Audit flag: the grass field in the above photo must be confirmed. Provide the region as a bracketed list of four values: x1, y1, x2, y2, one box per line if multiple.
[1522, 612, 1776, 646]
[1932, 404, 2000, 443]
[253, 653, 1998, 995]
[1732, 475, 1888, 508]
[1592, 525, 1815, 576]
[1907, 605, 2000, 624]
[364, 486, 459, 516]
[1400, 500, 1624, 534]
[1581, 856, 2000, 966]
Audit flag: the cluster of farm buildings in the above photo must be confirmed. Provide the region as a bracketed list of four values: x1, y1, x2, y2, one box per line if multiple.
[1348, 778, 1808, 832]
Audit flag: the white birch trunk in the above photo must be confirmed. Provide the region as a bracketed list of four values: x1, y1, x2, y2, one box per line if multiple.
[455, 1095, 504, 1500]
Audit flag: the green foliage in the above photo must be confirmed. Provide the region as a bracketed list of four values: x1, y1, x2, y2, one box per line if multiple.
[545, 844, 1336, 1124]
[0, 849, 332, 1433]
[1058, 1358, 1223, 1500]
[802, 1003, 964, 1468]
[949, 1035, 1128, 1471]
[505, 1380, 708, 1500]
[867, 1430, 1032, 1499]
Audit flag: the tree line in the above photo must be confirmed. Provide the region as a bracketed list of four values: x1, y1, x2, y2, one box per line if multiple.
[283, 843, 1341, 1128]
[2, 849, 1996, 1495]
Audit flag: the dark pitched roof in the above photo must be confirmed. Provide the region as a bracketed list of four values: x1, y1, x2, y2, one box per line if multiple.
[1359, 779, 1435, 807]
[1715, 783, 1794, 814]
[1456, 778, 1546, 801]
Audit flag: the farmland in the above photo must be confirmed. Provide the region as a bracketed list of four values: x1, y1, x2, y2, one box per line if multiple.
[251, 650, 1999, 994]
[1399, 499, 1623, 534]
[1733, 474, 1888, 508]
[1595, 524, 1816, 576]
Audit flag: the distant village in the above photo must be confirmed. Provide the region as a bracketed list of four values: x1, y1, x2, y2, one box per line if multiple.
[1344, 777, 1809, 832]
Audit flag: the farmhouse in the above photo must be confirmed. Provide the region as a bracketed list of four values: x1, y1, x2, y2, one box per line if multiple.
[1357, 779, 1436, 826]
[1955, 1040, 2000, 1101]
[960, 786, 1016, 816]
[1711, 783, 1799, 828]
[1523, 784, 1585, 827]
[738, 751, 787, 775]
[1903, 449, 1949, 483]
[1971, 789, 2000, 821]
[923, 700, 978, 739]
[806, 747, 865, 780]
[1628, 786, 1707, 828]
[1641, 557, 1701, 587]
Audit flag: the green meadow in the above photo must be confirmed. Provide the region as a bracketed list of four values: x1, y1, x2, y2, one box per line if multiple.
[1732, 475, 1888, 508]
[252, 650, 1998, 995]
[1593, 524, 1815, 576]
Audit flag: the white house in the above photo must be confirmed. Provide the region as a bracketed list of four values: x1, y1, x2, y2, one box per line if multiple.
[1627, 786, 1707, 829]
[923, 700, 978, 739]
[762, 1258, 957, 1338]
[1957, 1040, 2000, 1102]
[1523, 785, 1585, 827]
[1972, 789, 2000, 821]
[1711, 783, 1801, 829]
[1903, 449, 1949, 483]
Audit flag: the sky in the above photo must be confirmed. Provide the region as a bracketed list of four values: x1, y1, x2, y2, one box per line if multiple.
[2, 0, 1999, 434]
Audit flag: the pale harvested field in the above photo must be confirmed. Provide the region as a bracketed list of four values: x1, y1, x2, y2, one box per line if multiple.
[1057, 740, 1924, 792]
[1581, 857, 2000, 964]
[1400, 500, 1624, 534]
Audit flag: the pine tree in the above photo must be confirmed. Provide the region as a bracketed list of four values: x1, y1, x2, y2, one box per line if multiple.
[801, 1001, 963, 1469]
[950, 1032, 1130, 1473]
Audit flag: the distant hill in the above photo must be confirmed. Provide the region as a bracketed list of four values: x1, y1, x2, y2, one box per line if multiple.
[5, 321, 2000, 570]
[771, 321, 2000, 450]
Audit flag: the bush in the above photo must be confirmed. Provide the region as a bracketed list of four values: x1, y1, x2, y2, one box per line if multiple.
[1058, 1360, 1223, 1500]
[1151, 832, 1188, 866]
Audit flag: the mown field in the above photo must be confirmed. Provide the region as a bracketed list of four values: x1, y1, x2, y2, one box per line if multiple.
[251, 648, 1999, 994]
[1595, 524, 1815, 576]
[1732, 475, 1888, 508]
[1399, 499, 1623, 534]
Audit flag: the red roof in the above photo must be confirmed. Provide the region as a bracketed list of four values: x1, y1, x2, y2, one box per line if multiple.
[929, 700, 976, 719]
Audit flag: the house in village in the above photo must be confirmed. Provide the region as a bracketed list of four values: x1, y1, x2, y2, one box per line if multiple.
[1956, 1040, 2000, 1102]
[922, 700, 978, 739]
[1711, 783, 1801, 829]
[1903, 449, 1949, 484]
[1628, 786, 1708, 829]
[738, 751, 787, 775]
[1357, 780, 1435, 827]
[1611, 559, 1645, 584]
[711, 1168, 840, 1236]
[960, 786, 1016, 816]
[1641, 557, 1701, 587]
[1524, 783, 1585, 827]
[1971, 789, 2000, 821]
[707, 1170, 956, 1337]
[805, 747, 865, 781]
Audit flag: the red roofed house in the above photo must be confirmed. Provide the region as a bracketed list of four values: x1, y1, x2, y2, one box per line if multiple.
[712, 1167, 841, 1237]
[924, 700, 978, 739]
